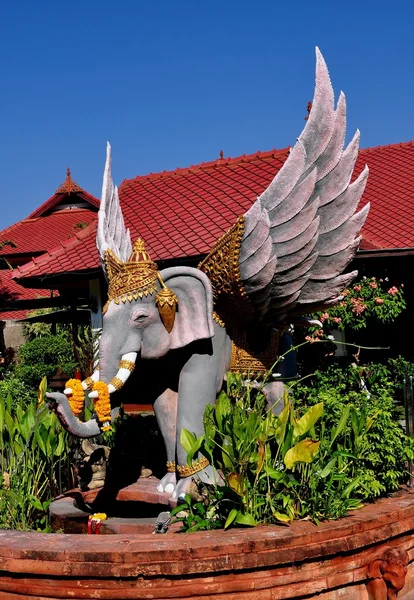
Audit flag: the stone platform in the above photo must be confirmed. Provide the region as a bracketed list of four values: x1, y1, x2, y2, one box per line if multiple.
[1, 488, 414, 598]
[50, 477, 177, 534]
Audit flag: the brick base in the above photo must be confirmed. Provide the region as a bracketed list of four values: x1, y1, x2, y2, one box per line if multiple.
[1, 488, 414, 598]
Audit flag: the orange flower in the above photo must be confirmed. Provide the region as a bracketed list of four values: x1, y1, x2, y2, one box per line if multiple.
[375, 298, 384, 305]
[92, 381, 112, 431]
[65, 379, 84, 416]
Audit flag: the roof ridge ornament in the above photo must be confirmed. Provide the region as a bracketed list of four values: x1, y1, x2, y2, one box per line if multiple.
[56, 167, 84, 195]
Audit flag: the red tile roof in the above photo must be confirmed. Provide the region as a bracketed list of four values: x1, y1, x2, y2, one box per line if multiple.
[120, 149, 290, 259]
[13, 141, 414, 285]
[14, 220, 100, 284]
[28, 169, 99, 219]
[0, 270, 55, 320]
[0, 209, 97, 257]
[354, 142, 414, 250]
[0, 169, 99, 258]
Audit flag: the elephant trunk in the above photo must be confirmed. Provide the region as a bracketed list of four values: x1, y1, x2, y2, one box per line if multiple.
[46, 392, 120, 439]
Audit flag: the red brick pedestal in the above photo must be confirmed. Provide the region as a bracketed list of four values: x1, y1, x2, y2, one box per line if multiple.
[1, 489, 414, 599]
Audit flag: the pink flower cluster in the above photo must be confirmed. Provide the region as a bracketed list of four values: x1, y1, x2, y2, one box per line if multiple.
[305, 329, 324, 344]
[350, 297, 367, 315]
[388, 286, 398, 296]
[375, 298, 384, 305]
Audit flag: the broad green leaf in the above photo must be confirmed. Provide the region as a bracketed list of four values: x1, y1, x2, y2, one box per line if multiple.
[221, 436, 234, 469]
[29, 496, 43, 511]
[342, 479, 361, 498]
[274, 402, 290, 446]
[264, 466, 285, 481]
[284, 439, 320, 469]
[4, 411, 15, 437]
[54, 432, 66, 457]
[224, 508, 238, 529]
[234, 512, 257, 527]
[0, 400, 5, 433]
[293, 403, 323, 440]
[273, 511, 291, 523]
[35, 427, 47, 455]
[227, 473, 246, 496]
[215, 391, 230, 430]
[318, 457, 337, 478]
[330, 405, 350, 446]
[19, 413, 30, 442]
[180, 429, 197, 456]
[5, 393, 12, 415]
[187, 435, 204, 464]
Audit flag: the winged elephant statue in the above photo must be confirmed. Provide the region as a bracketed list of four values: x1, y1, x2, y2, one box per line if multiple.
[47, 48, 369, 499]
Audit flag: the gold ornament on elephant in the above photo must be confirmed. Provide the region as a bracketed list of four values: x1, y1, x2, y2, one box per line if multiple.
[103, 238, 178, 332]
[198, 216, 254, 328]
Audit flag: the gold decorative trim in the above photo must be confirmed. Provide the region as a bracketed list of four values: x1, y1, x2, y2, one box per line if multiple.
[109, 376, 124, 391]
[213, 311, 225, 328]
[103, 238, 159, 312]
[155, 275, 178, 333]
[199, 216, 254, 328]
[166, 461, 176, 473]
[229, 328, 280, 379]
[119, 360, 136, 372]
[83, 376, 95, 391]
[177, 456, 209, 478]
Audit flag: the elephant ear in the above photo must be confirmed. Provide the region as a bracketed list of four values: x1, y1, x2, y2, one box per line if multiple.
[160, 266, 214, 350]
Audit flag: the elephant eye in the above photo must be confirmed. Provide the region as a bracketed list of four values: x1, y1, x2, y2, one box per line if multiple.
[134, 314, 148, 322]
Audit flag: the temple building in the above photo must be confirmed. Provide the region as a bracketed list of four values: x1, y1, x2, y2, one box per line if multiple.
[0, 169, 99, 347]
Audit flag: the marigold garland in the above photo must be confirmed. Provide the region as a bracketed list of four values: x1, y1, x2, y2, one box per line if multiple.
[65, 379, 85, 416]
[92, 381, 112, 432]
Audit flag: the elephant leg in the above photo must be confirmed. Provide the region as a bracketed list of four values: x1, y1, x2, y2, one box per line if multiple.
[173, 354, 223, 499]
[153, 387, 178, 494]
[262, 381, 285, 416]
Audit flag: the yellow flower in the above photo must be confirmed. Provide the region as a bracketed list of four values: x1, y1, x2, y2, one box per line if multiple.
[92, 381, 112, 432]
[65, 379, 85, 416]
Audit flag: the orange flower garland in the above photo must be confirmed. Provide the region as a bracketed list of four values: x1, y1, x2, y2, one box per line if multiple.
[65, 379, 85, 416]
[92, 381, 112, 432]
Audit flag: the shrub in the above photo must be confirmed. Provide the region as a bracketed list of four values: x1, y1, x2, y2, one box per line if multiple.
[289, 363, 413, 499]
[173, 367, 414, 531]
[15, 334, 78, 388]
[0, 379, 71, 531]
[310, 276, 406, 333]
[0, 372, 36, 412]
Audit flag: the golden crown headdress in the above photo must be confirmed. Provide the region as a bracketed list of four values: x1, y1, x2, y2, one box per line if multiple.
[103, 238, 178, 332]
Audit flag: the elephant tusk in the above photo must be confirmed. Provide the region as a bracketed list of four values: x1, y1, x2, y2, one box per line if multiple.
[107, 352, 137, 394]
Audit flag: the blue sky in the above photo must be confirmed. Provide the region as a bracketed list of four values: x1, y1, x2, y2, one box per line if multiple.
[1, 0, 413, 229]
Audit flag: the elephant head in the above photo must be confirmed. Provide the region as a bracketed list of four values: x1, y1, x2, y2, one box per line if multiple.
[98, 265, 215, 385]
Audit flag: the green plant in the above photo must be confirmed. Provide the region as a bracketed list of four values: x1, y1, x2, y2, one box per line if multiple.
[173, 359, 414, 531]
[15, 334, 78, 388]
[174, 373, 325, 529]
[0, 378, 71, 531]
[289, 363, 414, 501]
[0, 372, 36, 412]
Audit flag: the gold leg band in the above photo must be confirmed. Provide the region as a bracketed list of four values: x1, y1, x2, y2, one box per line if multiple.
[166, 461, 176, 473]
[177, 457, 209, 478]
